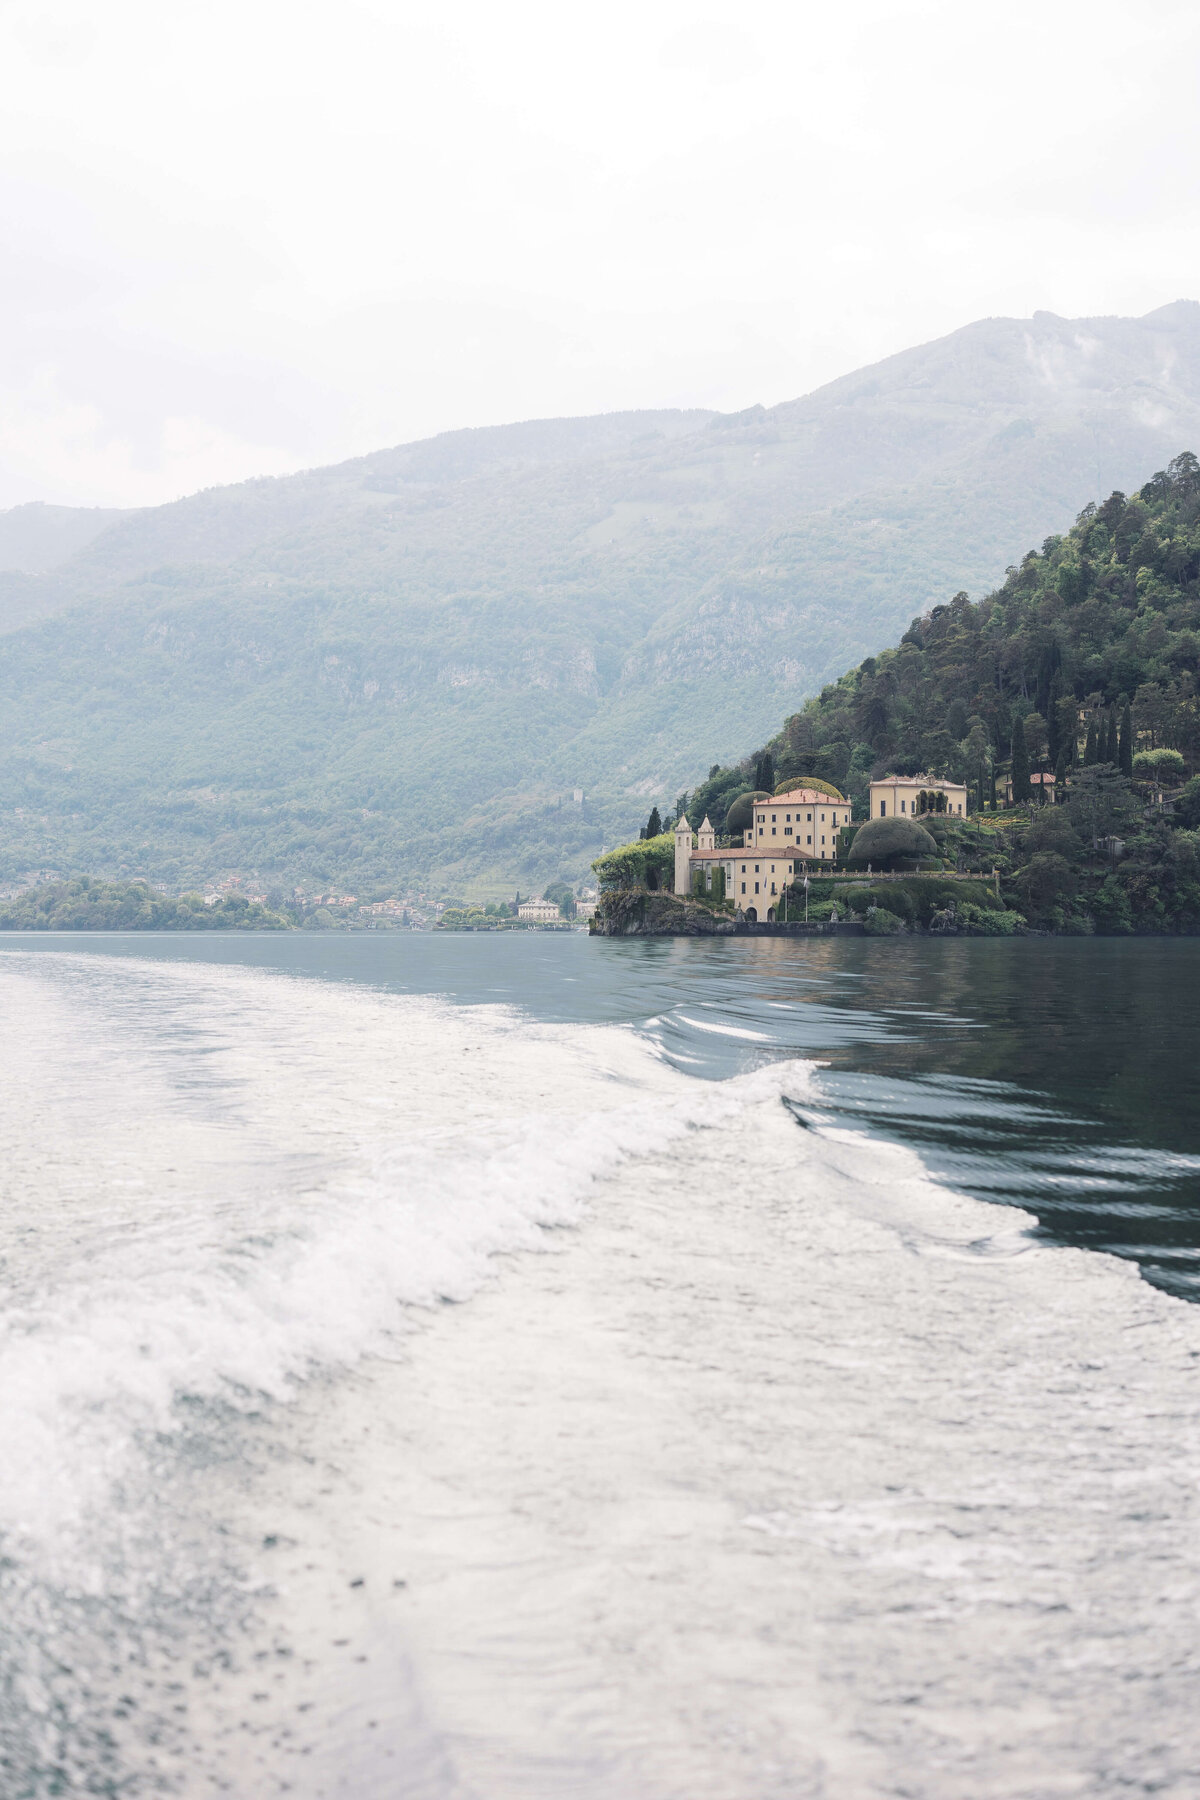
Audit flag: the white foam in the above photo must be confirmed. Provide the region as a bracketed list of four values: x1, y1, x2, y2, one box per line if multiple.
[0, 953, 812, 1550]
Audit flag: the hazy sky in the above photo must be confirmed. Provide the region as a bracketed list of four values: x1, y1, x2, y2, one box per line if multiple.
[1, 0, 1198, 509]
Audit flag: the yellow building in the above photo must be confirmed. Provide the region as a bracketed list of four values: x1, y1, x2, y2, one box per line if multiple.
[673, 788, 853, 921]
[868, 775, 967, 820]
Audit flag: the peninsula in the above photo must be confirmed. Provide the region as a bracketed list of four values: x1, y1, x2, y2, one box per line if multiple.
[593, 453, 1200, 937]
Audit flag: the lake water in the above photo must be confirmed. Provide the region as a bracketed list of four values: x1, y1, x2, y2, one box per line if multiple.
[3, 932, 1200, 1798]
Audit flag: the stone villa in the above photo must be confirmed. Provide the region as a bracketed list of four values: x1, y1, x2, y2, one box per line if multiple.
[868, 775, 967, 818]
[675, 788, 853, 921]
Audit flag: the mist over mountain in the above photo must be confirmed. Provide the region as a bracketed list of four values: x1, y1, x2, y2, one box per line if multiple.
[2, 302, 1199, 895]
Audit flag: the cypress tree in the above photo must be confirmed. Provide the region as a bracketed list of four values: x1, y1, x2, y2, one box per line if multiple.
[1083, 716, 1099, 766]
[1054, 744, 1070, 798]
[1119, 703, 1134, 777]
[1010, 718, 1031, 803]
[645, 805, 662, 840]
[1047, 677, 1062, 769]
[1104, 710, 1119, 766]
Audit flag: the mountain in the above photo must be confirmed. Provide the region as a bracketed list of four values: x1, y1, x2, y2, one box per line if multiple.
[2, 303, 1200, 897]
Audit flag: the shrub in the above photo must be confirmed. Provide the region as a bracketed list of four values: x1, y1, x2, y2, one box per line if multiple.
[724, 791, 771, 836]
[593, 832, 676, 891]
[1090, 876, 1134, 934]
[774, 776, 845, 800]
[864, 907, 904, 934]
[845, 816, 938, 868]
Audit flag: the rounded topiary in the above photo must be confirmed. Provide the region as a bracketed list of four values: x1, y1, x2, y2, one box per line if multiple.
[845, 816, 938, 869]
[725, 790, 770, 835]
[774, 776, 846, 801]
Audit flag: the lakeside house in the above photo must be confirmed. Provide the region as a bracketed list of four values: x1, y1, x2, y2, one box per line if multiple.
[868, 775, 967, 818]
[517, 898, 563, 922]
[674, 788, 853, 922]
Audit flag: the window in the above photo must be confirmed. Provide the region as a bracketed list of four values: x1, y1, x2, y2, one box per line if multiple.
[821, 835, 826, 845]
[901, 799, 907, 813]
[771, 882, 777, 894]
[741, 882, 746, 894]
[771, 827, 777, 835]
[880, 801, 886, 815]
[785, 814, 791, 822]
[755, 881, 760, 893]
[755, 864, 760, 873]
[806, 834, 812, 845]
[785, 826, 792, 835]
[741, 864, 746, 873]
[806, 811, 812, 821]
[821, 812, 825, 822]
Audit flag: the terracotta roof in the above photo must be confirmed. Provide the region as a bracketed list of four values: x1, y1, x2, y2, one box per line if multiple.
[688, 850, 805, 863]
[760, 789, 848, 806]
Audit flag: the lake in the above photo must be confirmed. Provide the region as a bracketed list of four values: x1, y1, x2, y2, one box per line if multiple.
[2, 932, 1199, 1797]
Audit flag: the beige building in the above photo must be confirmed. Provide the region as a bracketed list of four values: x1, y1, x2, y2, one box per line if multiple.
[673, 787, 853, 921]
[517, 898, 562, 922]
[868, 775, 967, 820]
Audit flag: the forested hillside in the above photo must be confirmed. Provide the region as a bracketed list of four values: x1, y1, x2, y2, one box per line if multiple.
[675, 453, 1200, 935]
[750, 452, 1200, 812]
[2, 304, 1200, 896]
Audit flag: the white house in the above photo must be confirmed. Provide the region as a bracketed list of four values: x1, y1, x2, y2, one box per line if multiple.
[673, 788, 853, 922]
[868, 775, 967, 819]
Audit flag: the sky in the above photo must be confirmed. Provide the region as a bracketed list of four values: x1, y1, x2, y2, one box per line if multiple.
[1, 0, 1198, 510]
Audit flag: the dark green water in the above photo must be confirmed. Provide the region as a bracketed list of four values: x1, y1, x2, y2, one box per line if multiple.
[9, 931, 1200, 1300]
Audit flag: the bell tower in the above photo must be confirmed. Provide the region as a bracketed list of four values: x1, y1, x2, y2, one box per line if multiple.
[674, 815, 693, 895]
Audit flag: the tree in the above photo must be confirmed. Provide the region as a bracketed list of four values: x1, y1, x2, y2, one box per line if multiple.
[1119, 703, 1134, 777]
[1054, 694, 1078, 769]
[1134, 747, 1185, 786]
[1104, 711, 1119, 767]
[1174, 775, 1200, 829]
[1023, 711, 1048, 769]
[1083, 716, 1099, 765]
[1010, 717, 1031, 803]
[753, 752, 775, 792]
[1018, 852, 1077, 911]
[964, 717, 990, 811]
[1064, 767, 1140, 848]
[643, 805, 662, 840]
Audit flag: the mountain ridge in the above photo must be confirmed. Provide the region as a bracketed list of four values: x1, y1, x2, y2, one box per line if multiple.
[2, 304, 1200, 896]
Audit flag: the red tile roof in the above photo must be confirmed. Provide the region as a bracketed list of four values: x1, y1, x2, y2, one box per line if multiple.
[761, 789, 848, 806]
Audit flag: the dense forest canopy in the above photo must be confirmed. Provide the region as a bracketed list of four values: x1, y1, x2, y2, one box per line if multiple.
[642, 453, 1200, 938]
[680, 452, 1200, 829]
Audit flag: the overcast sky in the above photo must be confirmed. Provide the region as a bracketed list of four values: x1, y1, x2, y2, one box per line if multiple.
[1, 0, 1197, 509]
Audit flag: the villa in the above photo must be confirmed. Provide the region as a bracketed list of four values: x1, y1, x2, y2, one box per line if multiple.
[868, 775, 967, 818]
[517, 898, 562, 922]
[674, 788, 853, 921]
